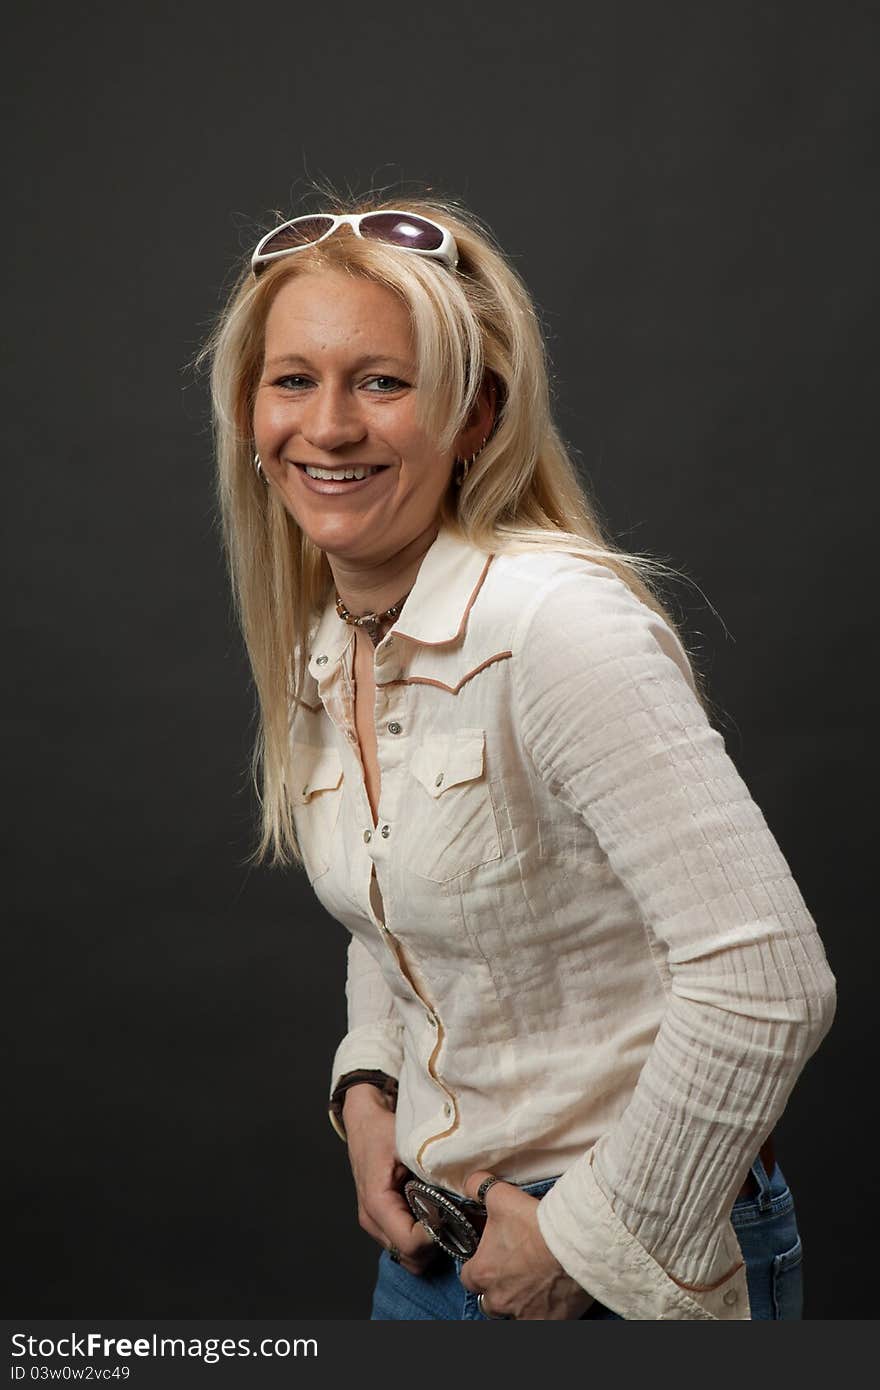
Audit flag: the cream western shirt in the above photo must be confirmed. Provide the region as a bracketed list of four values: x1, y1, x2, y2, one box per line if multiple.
[291, 523, 836, 1320]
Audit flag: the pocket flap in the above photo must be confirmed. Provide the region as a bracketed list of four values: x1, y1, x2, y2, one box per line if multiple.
[292, 743, 343, 804]
[410, 730, 485, 798]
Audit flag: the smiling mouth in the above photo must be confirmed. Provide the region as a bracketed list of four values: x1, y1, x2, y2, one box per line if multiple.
[295, 463, 390, 481]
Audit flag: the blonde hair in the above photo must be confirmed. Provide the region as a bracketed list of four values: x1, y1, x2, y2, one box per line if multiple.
[198, 191, 716, 868]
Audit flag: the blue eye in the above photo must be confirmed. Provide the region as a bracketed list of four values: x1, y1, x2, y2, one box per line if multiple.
[275, 375, 312, 390]
[364, 376, 408, 392]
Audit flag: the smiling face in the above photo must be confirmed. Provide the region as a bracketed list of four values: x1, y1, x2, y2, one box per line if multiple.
[252, 269, 460, 568]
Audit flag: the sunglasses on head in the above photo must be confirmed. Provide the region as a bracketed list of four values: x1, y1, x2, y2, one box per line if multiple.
[251, 210, 460, 276]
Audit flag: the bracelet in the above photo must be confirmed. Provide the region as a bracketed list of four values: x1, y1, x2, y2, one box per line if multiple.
[329, 1070, 399, 1132]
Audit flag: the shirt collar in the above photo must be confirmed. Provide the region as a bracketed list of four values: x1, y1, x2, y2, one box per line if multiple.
[307, 523, 493, 680]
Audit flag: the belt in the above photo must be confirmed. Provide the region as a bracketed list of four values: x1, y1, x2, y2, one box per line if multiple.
[405, 1131, 777, 1258]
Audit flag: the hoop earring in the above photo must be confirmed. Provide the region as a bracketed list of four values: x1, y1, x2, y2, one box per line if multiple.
[253, 452, 268, 483]
[453, 436, 488, 488]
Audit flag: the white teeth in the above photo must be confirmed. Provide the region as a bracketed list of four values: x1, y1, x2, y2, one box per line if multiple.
[303, 465, 381, 481]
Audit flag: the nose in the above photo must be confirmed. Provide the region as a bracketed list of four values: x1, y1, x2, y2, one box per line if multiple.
[299, 381, 367, 452]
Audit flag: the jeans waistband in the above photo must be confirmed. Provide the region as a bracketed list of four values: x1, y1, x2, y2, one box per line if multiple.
[436, 1158, 783, 1212]
[431, 1174, 561, 1207]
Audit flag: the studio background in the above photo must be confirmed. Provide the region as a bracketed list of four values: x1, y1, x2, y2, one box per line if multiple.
[5, 1, 874, 1318]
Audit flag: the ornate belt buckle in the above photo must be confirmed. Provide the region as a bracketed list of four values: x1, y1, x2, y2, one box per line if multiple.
[404, 1178, 488, 1259]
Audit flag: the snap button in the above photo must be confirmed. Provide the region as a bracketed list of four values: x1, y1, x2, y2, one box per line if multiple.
[380, 824, 390, 838]
[347, 730, 357, 742]
[316, 654, 328, 666]
[723, 1288, 738, 1306]
[363, 829, 372, 843]
[434, 772, 444, 787]
[387, 721, 402, 735]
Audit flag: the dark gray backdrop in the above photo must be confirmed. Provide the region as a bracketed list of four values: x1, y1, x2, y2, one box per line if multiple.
[5, 0, 875, 1318]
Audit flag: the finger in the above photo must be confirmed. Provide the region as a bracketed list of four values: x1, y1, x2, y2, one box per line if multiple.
[386, 1184, 440, 1241]
[380, 1200, 438, 1257]
[458, 1256, 478, 1293]
[462, 1168, 512, 1208]
[382, 1219, 441, 1277]
[477, 1291, 504, 1320]
[361, 1186, 437, 1257]
[383, 1238, 435, 1277]
[359, 1208, 436, 1275]
[394, 1249, 437, 1277]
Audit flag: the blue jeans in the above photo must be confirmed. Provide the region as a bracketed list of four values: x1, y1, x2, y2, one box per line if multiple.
[370, 1156, 803, 1319]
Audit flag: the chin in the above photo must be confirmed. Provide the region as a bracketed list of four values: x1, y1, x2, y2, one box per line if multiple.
[298, 515, 383, 560]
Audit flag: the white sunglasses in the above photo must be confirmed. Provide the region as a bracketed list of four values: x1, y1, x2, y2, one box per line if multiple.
[251, 210, 459, 276]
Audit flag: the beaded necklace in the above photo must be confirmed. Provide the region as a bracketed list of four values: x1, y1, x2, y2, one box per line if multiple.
[335, 591, 411, 647]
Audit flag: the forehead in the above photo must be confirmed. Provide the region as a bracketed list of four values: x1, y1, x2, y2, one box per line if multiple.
[263, 269, 413, 360]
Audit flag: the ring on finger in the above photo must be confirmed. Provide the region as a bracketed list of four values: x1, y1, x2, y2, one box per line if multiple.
[478, 1284, 511, 1317]
[476, 1175, 503, 1205]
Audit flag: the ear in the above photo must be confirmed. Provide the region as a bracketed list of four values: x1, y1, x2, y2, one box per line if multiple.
[454, 372, 498, 458]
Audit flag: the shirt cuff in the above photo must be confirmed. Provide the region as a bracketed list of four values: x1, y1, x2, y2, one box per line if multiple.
[328, 1022, 404, 1142]
[536, 1148, 750, 1320]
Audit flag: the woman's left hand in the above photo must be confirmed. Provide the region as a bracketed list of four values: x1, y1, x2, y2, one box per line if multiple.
[459, 1170, 596, 1320]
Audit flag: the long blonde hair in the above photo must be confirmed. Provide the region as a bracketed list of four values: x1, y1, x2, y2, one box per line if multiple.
[199, 192, 716, 868]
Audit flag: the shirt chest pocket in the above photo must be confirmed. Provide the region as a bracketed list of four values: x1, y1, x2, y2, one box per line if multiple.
[407, 729, 501, 883]
[292, 743, 344, 883]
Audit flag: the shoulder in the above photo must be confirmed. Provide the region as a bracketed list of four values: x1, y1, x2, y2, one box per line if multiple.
[482, 547, 696, 696]
[478, 545, 647, 641]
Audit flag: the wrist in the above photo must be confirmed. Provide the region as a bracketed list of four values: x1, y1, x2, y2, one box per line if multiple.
[342, 1081, 396, 1122]
[329, 1068, 398, 1142]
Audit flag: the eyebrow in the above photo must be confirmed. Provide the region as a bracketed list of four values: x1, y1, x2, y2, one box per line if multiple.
[264, 352, 413, 371]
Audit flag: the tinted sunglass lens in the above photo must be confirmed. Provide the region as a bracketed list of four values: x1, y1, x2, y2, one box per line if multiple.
[360, 213, 444, 252]
[257, 216, 335, 260]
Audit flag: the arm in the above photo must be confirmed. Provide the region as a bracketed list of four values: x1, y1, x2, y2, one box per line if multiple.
[328, 936, 437, 1273]
[328, 935, 404, 1141]
[512, 563, 836, 1320]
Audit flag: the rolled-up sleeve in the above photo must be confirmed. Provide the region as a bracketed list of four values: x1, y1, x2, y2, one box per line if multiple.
[327, 936, 405, 1141]
[513, 562, 836, 1319]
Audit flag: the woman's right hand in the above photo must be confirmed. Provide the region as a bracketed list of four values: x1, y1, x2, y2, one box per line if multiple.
[342, 1083, 439, 1276]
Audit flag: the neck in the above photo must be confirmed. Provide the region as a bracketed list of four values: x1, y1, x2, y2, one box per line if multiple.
[329, 520, 440, 619]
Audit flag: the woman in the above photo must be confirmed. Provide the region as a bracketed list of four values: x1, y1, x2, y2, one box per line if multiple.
[201, 197, 836, 1320]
